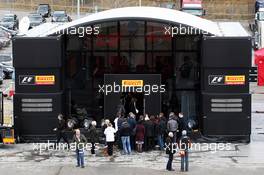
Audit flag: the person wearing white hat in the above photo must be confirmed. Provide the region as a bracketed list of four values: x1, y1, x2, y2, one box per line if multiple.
[165, 132, 176, 171]
[179, 130, 191, 172]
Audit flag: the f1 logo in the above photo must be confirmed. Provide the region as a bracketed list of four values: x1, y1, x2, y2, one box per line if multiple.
[19, 75, 35, 85]
[208, 75, 224, 85]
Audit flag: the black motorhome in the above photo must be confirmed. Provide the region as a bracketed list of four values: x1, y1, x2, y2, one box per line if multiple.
[12, 7, 251, 142]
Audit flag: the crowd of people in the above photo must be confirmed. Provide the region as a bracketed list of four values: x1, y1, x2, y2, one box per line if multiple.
[54, 112, 191, 171]
[102, 111, 191, 171]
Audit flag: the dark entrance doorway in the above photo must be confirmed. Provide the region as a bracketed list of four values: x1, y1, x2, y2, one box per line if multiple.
[104, 74, 161, 120]
[121, 92, 144, 119]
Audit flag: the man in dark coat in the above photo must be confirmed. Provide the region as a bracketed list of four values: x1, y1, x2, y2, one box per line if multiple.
[156, 113, 167, 150]
[177, 112, 188, 140]
[53, 114, 70, 148]
[144, 115, 155, 151]
[117, 115, 125, 149]
[166, 132, 177, 171]
[88, 121, 99, 156]
[127, 112, 137, 150]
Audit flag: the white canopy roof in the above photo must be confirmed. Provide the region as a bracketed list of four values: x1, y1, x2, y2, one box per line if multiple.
[24, 7, 249, 37]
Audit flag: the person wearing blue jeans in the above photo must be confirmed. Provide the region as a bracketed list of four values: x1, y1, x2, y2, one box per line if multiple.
[119, 121, 132, 155]
[179, 130, 191, 172]
[121, 136, 131, 154]
[181, 150, 189, 171]
[73, 129, 87, 168]
[157, 113, 166, 150]
[157, 134, 164, 150]
[76, 149, 84, 168]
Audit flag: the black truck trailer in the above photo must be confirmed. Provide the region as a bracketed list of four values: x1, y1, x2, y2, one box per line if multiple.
[12, 7, 252, 142]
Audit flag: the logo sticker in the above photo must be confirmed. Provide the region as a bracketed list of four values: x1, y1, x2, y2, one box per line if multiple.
[209, 75, 245, 86]
[122, 80, 144, 87]
[19, 75, 55, 85]
[225, 75, 245, 85]
[19, 75, 35, 85]
[35, 75, 55, 85]
[208, 75, 225, 85]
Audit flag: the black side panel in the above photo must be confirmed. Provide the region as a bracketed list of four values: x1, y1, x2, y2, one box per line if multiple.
[13, 36, 65, 141]
[13, 36, 63, 68]
[201, 93, 251, 135]
[201, 37, 251, 68]
[201, 37, 251, 138]
[14, 93, 64, 136]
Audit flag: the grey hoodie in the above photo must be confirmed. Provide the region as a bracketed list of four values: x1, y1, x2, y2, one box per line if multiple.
[167, 118, 178, 132]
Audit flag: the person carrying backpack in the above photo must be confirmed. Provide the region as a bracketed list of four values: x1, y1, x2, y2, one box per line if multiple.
[179, 130, 191, 172]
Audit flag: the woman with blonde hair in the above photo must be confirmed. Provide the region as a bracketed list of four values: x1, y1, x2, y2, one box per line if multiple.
[104, 123, 116, 156]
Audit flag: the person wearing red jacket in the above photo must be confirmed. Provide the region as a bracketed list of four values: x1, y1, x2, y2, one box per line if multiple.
[135, 119, 145, 153]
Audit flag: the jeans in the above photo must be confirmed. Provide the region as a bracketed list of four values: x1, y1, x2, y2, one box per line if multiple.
[121, 136, 131, 154]
[157, 134, 164, 150]
[166, 153, 173, 170]
[181, 150, 189, 171]
[76, 149, 84, 167]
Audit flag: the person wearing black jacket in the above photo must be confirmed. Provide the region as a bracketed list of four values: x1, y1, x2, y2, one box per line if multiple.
[53, 114, 70, 148]
[127, 112, 137, 150]
[119, 121, 132, 155]
[166, 132, 177, 171]
[88, 121, 99, 156]
[177, 112, 188, 140]
[156, 113, 167, 150]
[144, 115, 155, 151]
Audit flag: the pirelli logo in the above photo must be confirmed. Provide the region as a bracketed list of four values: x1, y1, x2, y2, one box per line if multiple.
[209, 75, 245, 85]
[19, 75, 55, 86]
[35, 75, 55, 85]
[122, 80, 144, 87]
[225, 76, 245, 85]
